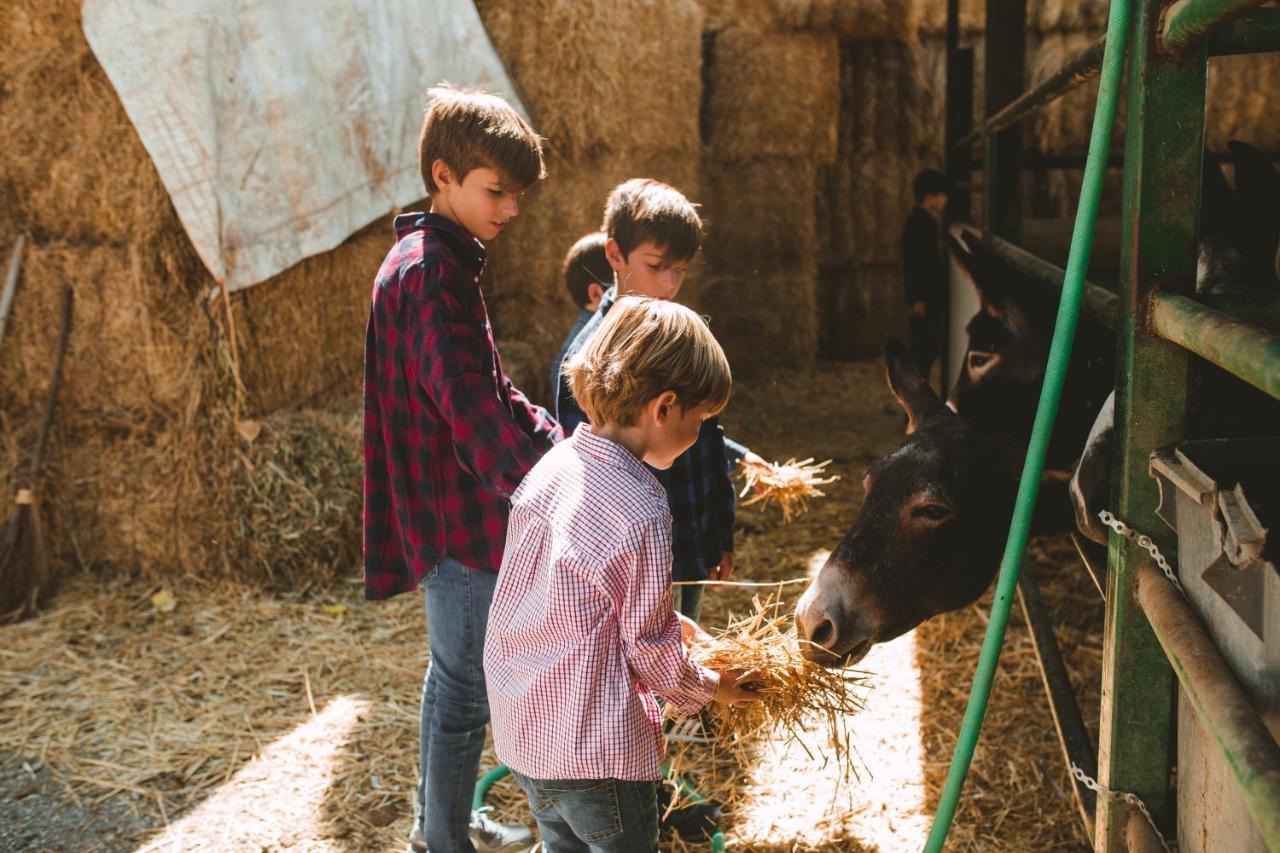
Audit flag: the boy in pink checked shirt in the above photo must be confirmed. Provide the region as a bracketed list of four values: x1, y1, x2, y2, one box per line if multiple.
[484, 296, 759, 852]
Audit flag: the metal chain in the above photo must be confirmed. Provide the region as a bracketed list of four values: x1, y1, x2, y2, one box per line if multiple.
[1070, 763, 1175, 852]
[1097, 509, 1184, 596]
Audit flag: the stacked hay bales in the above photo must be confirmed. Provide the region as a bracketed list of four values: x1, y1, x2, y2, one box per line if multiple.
[1, 1, 372, 588]
[698, 27, 840, 372]
[473, 0, 705, 403]
[817, 38, 932, 359]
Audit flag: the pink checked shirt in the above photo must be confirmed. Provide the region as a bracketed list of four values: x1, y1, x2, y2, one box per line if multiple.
[484, 428, 720, 781]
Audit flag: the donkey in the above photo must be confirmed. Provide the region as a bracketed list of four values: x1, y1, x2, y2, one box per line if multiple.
[796, 142, 1280, 666]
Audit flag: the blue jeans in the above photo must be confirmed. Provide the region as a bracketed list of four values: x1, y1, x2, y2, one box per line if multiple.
[512, 772, 658, 853]
[416, 558, 498, 853]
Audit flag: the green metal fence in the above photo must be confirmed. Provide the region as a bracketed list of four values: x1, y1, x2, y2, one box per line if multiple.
[943, 0, 1280, 849]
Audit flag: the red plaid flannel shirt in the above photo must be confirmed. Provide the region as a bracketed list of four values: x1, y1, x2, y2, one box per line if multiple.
[485, 429, 720, 781]
[362, 213, 562, 600]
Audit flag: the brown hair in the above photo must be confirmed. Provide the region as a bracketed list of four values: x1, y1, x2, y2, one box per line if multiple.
[418, 84, 545, 195]
[601, 179, 703, 263]
[567, 296, 731, 427]
[562, 232, 613, 307]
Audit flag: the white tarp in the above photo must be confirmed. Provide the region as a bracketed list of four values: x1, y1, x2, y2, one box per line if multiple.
[82, 0, 525, 291]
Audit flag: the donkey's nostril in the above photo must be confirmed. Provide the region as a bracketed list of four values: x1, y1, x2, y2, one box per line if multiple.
[810, 618, 836, 649]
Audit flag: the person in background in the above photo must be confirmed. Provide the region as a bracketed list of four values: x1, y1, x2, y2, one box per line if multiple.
[902, 168, 950, 388]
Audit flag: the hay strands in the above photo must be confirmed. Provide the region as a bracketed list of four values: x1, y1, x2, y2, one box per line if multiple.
[1, 285, 73, 621]
[664, 592, 870, 808]
[737, 456, 839, 522]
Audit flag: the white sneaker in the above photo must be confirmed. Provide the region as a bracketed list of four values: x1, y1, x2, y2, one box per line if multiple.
[469, 807, 536, 853]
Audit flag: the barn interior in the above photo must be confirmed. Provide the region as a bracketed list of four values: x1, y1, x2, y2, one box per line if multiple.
[1, 0, 1278, 850]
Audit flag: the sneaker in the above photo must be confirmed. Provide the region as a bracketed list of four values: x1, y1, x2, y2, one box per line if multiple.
[470, 806, 536, 853]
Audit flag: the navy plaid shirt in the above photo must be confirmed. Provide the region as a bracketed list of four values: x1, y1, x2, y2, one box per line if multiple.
[363, 213, 562, 600]
[556, 287, 747, 582]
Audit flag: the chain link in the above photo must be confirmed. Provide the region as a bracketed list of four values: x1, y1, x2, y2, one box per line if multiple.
[1097, 510, 1184, 596]
[1070, 763, 1174, 852]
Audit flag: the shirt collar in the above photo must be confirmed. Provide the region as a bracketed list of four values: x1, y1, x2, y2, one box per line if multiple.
[393, 211, 486, 269]
[572, 427, 661, 491]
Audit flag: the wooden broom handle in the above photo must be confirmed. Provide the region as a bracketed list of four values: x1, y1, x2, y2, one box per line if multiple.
[30, 286, 74, 480]
[0, 235, 25, 349]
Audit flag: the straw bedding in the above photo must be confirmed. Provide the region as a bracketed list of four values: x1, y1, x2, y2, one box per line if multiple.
[0, 362, 1104, 851]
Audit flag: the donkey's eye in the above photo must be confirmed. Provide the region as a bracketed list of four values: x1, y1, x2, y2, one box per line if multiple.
[968, 352, 992, 370]
[912, 503, 951, 522]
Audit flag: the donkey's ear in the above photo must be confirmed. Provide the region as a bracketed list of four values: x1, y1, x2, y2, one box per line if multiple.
[883, 337, 951, 434]
[1200, 153, 1236, 238]
[953, 230, 1014, 307]
[1228, 140, 1280, 225]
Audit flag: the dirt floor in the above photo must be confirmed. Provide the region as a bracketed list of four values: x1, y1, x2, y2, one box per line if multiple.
[0, 360, 1104, 851]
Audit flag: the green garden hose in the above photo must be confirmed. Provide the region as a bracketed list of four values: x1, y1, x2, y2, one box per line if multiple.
[922, 0, 1132, 849]
[474, 764, 725, 853]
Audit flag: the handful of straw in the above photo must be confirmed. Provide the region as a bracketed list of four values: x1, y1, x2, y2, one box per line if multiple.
[665, 594, 869, 801]
[737, 457, 838, 522]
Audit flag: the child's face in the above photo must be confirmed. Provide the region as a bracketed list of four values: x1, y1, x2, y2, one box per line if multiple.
[605, 239, 689, 301]
[641, 396, 715, 470]
[431, 164, 521, 241]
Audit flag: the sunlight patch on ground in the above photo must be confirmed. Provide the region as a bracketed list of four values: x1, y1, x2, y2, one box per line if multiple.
[137, 695, 371, 852]
[805, 548, 832, 580]
[731, 630, 929, 851]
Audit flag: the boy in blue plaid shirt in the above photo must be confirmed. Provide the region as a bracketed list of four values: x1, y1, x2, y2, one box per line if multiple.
[554, 179, 761, 622]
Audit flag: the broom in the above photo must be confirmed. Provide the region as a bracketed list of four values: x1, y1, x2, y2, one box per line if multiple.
[1, 284, 74, 620]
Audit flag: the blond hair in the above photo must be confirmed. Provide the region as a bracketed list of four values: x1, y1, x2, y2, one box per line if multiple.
[567, 297, 731, 427]
[418, 84, 545, 196]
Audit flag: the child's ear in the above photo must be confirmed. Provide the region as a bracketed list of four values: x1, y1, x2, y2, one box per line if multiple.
[651, 390, 678, 423]
[604, 238, 627, 272]
[587, 281, 605, 305]
[431, 158, 455, 190]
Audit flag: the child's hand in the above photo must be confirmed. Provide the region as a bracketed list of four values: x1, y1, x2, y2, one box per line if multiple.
[677, 612, 712, 647]
[713, 668, 762, 708]
[708, 550, 734, 582]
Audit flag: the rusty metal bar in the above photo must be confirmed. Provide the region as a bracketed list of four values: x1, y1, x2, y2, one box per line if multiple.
[959, 36, 1105, 148]
[982, 234, 1119, 332]
[1136, 562, 1280, 848]
[1208, 8, 1280, 55]
[1017, 571, 1098, 836]
[1151, 292, 1280, 401]
[1162, 0, 1271, 54]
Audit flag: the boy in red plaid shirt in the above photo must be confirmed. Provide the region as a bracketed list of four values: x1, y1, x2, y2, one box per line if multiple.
[485, 297, 759, 852]
[363, 85, 563, 853]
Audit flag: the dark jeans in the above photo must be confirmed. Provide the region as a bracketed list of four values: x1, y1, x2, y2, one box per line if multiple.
[512, 773, 659, 853]
[674, 583, 703, 622]
[416, 557, 499, 853]
[909, 311, 943, 384]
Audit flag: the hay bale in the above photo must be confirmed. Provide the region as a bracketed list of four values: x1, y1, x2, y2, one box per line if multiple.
[820, 40, 931, 268]
[1029, 0, 1110, 33]
[774, 0, 923, 40]
[704, 28, 841, 162]
[702, 0, 921, 40]
[0, 240, 207, 421]
[1028, 32, 1126, 156]
[474, 0, 704, 158]
[0, 1, 178, 246]
[917, 0, 985, 36]
[819, 262, 905, 359]
[700, 270, 819, 374]
[33, 408, 360, 584]
[231, 215, 399, 413]
[702, 157, 819, 272]
[1207, 51, 1280, 152]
